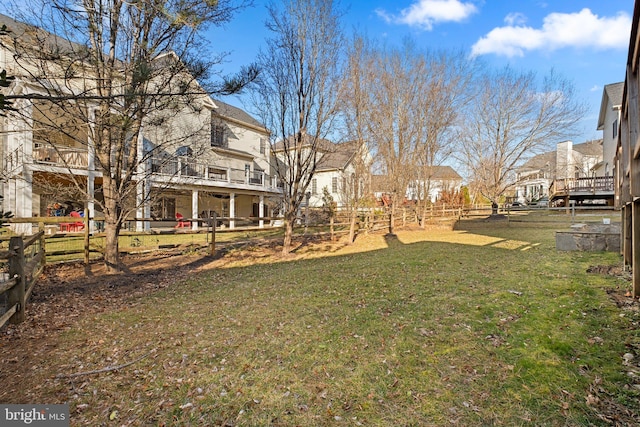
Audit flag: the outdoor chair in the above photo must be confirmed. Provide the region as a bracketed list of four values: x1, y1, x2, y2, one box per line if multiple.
[175, 212, 191, 228]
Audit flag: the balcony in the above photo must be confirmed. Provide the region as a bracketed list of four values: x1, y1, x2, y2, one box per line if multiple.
[26, 143, 281, 192]
[33, 143, 88, 168]
[150, 156, 279, 190]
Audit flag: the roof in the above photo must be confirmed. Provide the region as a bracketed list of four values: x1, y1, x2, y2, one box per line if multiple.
[597, 82, 624, 130]
[371, 165, 463, 192]
[272, 133, 336, 152]
[518, 151, 556, 172]
[316, 141, 358, 172]
[419, 165, 463, 180]
[573, 139, 603, 157]
[211, 99, 267, 132]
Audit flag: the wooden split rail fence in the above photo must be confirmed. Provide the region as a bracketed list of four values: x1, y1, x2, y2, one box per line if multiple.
[0, 232, 46, 328]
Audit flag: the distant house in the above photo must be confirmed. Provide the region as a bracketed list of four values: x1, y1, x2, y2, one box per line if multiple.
[514, 151, 555, 203]
[372, 165, 463, 206]
[271, 137, 368, 209]
[514, 139, 612, 206]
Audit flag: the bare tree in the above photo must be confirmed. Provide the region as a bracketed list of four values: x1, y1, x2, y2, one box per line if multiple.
[253, 0, 344, 255]
[411, 50, 472, 227]
[355, 41, 433, 234]
[458, 67, 586, 215]
[5, 0, 255, 272]
[340, 36, 373, 243]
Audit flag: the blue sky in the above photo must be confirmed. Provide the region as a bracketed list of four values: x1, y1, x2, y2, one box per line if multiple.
[208, 0, 633, 143]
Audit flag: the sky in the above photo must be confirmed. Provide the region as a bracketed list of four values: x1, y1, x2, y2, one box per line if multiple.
[207, 0, 634, 144]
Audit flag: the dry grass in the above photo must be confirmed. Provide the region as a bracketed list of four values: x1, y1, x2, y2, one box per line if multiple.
[1, 215, 639, 426]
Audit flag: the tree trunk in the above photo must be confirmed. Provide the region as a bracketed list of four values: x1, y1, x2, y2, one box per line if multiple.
[103, 220, 120, 273]
[102, 177, 122, 273]
[491, 201, 498, 215]
[389, 204, 395, 234]
[420, 201, 428, 228]
[282, 213, 295, 255]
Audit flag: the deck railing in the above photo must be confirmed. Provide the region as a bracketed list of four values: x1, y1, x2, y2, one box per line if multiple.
[27, 143, 279, 189]
[550, 176, 614, 195]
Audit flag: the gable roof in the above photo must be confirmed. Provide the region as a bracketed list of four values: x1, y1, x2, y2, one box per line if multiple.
[371, 166, 463, 193]
[211, 99, 267, 133]
[272, 133, 336, 152]
[597, 82, 624, 130]
[518, 150, 556, 172]
[573, 139, 603, 156]
[316, 141, 358, 172]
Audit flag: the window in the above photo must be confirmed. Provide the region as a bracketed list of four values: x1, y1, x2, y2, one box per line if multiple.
[175, 146, 192, 157]
[211, 125, 226, 147]
[311, 178, 317, 195]
[260, 138, 266, 155]
[613, 119, 618, 139]
[331, 176, 338, 193]
[151, 197, 176, 220]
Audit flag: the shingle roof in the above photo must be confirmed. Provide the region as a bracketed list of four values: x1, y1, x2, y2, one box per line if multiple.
[316, 141, 358, 171]
[573, 139, 603, 156]
[371, 166, 463, 192]
[272, 133, 336, 152]
[597, 82, 624, 130]
[211, 99, 266, 131]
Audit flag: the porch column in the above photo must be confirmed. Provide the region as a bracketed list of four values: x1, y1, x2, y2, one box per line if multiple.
[259, 194, 265, 228]
[229, 192, 235, 229]
[192, 190, 199, 231]
[135, 125, 150, 232]
[7, 98, 34, 234]
[87, 107, 96, 232]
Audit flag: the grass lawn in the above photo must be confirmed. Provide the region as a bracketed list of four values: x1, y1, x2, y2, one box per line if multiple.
[3, 214, 639, 426]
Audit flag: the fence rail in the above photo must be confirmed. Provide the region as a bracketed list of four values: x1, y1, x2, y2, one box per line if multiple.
[0, 231, 46, 328]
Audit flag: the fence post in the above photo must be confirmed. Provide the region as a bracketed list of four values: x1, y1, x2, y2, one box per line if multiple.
[330, 214, 335, 241]
[84, 208, 90, 265]
[7, 236, 26, 324]
[210, 214, 216, 256]
[38, 221, 46, 268]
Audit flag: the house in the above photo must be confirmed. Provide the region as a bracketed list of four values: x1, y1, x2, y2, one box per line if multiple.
[513, 150, 555, 203]
[0, 13, 280, 233]
[272, 137, 369, 209]
[372, 165, 463, 206]
[616, 0, 640, 296]
[513, 139, 612, 206]
[596, 82, 624, 178]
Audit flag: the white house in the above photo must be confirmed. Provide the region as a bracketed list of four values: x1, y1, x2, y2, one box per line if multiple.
[371, 165, 463, 206]
[0, 13, 280, 233]
[597, 82, 624, 178]
[514, 139, 610, 205]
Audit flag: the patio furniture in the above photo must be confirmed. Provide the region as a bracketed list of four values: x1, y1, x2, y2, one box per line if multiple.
[175, 212, 191, 228]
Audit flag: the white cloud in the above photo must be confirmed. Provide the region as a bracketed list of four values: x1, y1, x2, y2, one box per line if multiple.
[590, 85, 601, 92]
[376, 0, 478, 31]
[504, 12, 526, 26]
[471, 8, 631, 57]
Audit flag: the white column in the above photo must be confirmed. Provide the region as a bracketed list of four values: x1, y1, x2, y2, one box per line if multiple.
[229, 192, 235, 229]
[87, 107, 96, 232]
[191, 190, 199, 231]
[259, 194, 264, 228]
[135, 125, 150, 231]
[8, 98, 34, 234]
